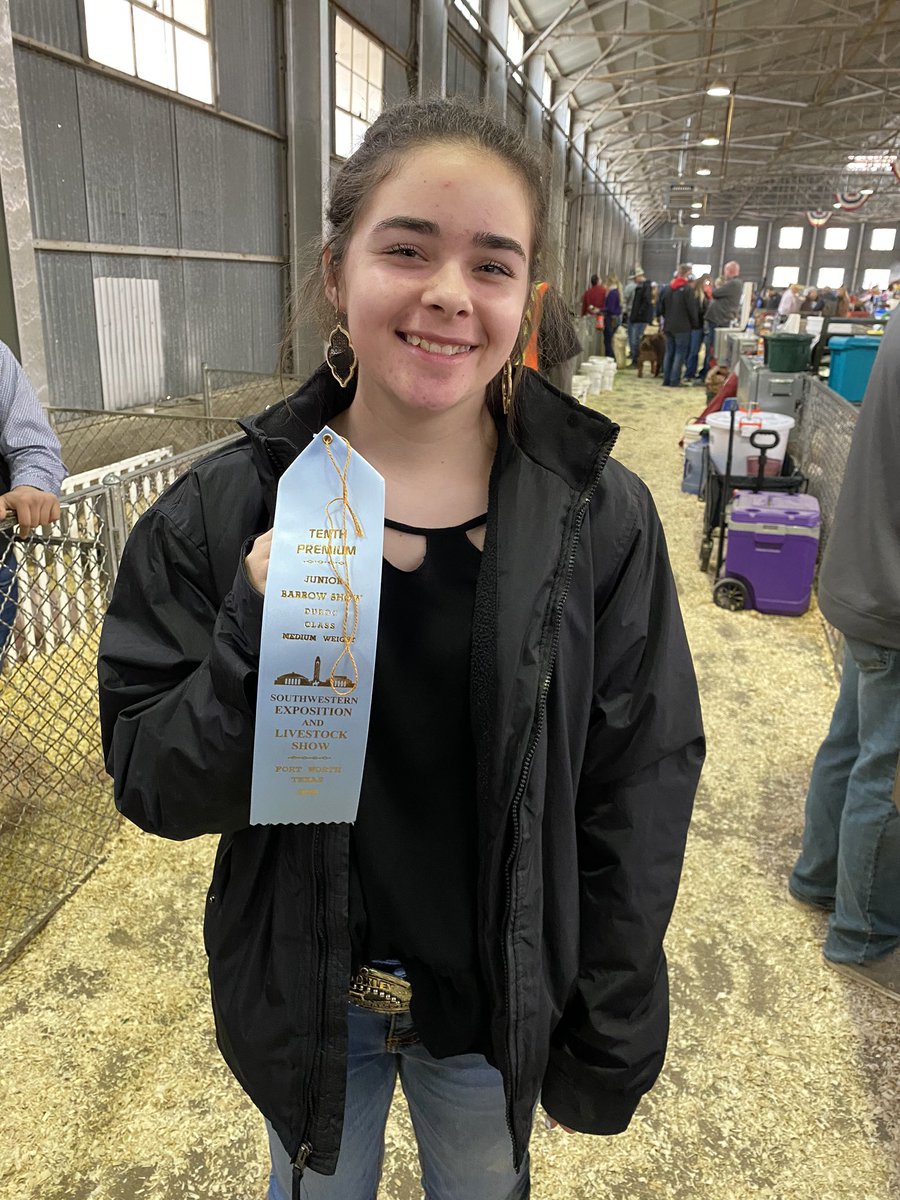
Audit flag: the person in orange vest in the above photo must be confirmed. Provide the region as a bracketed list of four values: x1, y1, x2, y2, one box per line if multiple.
[523, 282, 582, 394]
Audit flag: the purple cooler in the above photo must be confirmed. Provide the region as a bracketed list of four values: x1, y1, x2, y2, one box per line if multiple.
[725, 491, 820, 615]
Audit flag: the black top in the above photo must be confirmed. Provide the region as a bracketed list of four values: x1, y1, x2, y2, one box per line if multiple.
[349, 513, 489, 1058]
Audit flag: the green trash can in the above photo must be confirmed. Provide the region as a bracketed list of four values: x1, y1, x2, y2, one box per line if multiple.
[762, 333, 813, 372]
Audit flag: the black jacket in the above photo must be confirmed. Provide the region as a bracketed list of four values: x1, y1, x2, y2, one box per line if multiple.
[629, 281, 655, 325]
[660, 281, 701, 335]
[98, 365, 704, 1184]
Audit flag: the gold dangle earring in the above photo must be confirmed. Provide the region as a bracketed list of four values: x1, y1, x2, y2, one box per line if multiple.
[326, 316, 358, 388]
[501, 358, 514, 414]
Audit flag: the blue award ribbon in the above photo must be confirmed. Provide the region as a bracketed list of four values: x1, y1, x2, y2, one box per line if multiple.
[250, 427, 385, 824]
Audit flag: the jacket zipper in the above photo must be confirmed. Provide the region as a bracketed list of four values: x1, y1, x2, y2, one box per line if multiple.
[293, 827, 326, 1193]
[501, 432, 618, 1167]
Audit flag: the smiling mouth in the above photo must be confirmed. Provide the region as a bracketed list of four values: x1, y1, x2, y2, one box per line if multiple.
[400, 332, 474, 356]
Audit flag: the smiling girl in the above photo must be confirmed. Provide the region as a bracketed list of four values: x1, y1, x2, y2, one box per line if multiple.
[99, 98, 704, 1200]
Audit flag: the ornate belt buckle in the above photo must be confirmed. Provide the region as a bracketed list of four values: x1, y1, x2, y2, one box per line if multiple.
[349, 966, 412, 1013]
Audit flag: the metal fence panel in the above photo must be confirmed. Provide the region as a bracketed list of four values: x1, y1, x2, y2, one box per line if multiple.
[0, 371, 296, 970]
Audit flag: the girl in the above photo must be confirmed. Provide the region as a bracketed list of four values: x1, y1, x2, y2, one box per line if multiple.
[99, 98, 704, 1200]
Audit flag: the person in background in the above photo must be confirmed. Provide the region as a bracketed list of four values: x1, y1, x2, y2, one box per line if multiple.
[702, 260, 742, 372]
[660, 264, 700, 388]
[580, 273, 607, 357]
[621, 268, 639, 325]
[819, 287, 838, 318]
[627, 269, 654, 367]
[835, 286, 850, 318]
[800, 287, 819, 315]
[789, 307, 900, 1002]
[0, 341, 67, 663]
[777, 283, 803, 323]
[684, 274, 710, 383]
[764, 288, 781, 312]
[602, 274, 622, 358]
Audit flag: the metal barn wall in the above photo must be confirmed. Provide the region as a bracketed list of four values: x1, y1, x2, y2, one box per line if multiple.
[11, 0, 286, 411]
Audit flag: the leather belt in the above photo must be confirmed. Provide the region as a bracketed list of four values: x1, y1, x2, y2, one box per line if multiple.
[349, 966, 412, 1013]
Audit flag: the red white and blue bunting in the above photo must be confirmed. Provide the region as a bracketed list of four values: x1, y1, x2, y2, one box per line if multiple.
[806, 210, 831, 227]
[833, 190, 868, 211]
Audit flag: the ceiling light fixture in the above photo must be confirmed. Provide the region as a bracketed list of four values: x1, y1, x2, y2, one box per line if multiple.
[697, 168, 711, 176]
[833, 202, 842, 209]
[860, 188, 874, 195]
[700, 136, 720, 146]
[707, 83, 731, 98]
[691, 202, 703, 209]
[691, 213, 700, 219]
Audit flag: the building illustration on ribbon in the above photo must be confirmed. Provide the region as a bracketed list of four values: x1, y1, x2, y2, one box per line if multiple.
[274, 657, 355, 691]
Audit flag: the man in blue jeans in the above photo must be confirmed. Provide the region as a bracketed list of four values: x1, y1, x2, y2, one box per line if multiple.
[0, 340, 66, 662]
[789, 303, 900, 1000]
[659, 264, 700, 387]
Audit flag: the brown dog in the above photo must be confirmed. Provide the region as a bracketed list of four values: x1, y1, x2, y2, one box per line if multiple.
[636, 331, 665, 378]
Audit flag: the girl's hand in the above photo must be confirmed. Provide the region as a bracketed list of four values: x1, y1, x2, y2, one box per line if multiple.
[245, 529, 273, 595]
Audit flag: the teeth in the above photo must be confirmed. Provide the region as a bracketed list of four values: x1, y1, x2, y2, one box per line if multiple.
[404, 334, 471, 356]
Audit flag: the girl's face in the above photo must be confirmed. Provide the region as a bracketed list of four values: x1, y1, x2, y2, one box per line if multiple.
[328, 143, 533, 418]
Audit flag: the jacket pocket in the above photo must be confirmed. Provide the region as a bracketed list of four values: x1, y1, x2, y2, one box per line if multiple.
[203, 834, 234, 955]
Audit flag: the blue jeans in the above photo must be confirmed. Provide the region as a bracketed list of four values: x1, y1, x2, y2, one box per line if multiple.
[790, 637, 900, 963]
[662, 331, 691, 386]
[684, 328, 703, 379]
[703, 321, 717, 369]
[628, 321, 647, 363]
[267, 1003, 530, 1200]
[0, 540, 17, 663]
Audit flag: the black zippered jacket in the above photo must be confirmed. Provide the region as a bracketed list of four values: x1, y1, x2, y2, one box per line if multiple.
[98, 365, 704, 1180]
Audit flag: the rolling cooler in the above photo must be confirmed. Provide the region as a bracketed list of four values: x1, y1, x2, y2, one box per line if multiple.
[716, 491, 820, 614]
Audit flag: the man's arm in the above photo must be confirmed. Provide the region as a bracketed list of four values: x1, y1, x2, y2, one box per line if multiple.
[0, 343, 66, 533]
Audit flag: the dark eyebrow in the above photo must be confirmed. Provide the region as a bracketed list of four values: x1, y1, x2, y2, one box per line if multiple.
[371, 217, 527, 263]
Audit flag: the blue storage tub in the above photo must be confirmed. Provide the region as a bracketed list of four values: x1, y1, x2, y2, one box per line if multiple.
[828, 335, 881, 403]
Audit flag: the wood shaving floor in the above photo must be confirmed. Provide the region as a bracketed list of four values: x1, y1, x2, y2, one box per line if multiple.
[1, 370, 897, 1199]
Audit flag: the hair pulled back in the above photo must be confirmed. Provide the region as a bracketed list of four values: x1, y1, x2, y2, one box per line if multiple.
[291, 97, 552, 414]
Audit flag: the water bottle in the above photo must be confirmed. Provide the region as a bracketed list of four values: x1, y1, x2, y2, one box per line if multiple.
[682, 434, 708, 495]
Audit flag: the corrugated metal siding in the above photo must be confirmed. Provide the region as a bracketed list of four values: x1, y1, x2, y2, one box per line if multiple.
[214, 0, 282, 132]
[9, 0, 82, 55]
[36, 253, 102, 410]
[93, 276, 165, 410]
[447, 28, 483, 100]
[182, 260, 285, 381]
[15, 48, 89, 241]
[90, 255, 189, 397]
[79, 73, 179, 247]
[176, 107, 285, 256]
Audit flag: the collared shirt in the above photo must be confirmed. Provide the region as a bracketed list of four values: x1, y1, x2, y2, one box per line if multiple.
[0, 341, 66, 494]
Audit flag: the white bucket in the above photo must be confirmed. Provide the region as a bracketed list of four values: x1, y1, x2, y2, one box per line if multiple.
[706, 410, 795, 475]
[683, 422, 708, 444]
[571, 375, 590, 401]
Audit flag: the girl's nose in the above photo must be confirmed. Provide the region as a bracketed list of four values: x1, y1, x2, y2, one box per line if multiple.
[420, 262, 473, 317]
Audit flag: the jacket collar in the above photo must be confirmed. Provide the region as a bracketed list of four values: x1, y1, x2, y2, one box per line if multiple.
[239, 362, 619, 495]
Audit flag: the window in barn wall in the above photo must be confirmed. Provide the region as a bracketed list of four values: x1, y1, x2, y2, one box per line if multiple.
[691, 263, 712, 277]
[84, 0, 213, 103]
[816, 266, 845, 289]
[334, 14, 383, 160]
[870, 228, 896, 252]
[771, 265, 799, 287]
[507, 15, 524, 84]
[862, 268, 891, 291]
[690, 224, 715, 248]
[733, 225, 758, 248]
[453, 0, 481, 32]
[823, 227, 849, 251]
[778, 226, 803, 250]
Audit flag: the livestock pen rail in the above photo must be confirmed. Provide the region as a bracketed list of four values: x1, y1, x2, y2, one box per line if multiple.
[0, 368, 298, 970]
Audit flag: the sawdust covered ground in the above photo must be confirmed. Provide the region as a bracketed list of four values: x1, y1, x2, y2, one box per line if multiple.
[1, 369, 898, 1199]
